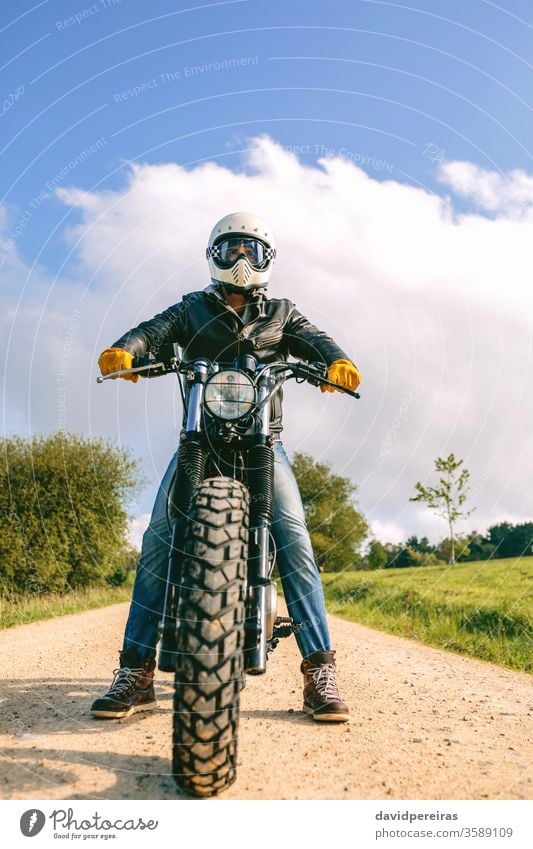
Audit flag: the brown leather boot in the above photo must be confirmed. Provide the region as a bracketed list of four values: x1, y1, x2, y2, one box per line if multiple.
[301, 650, 350, 722]
[90, 650, 156, 719]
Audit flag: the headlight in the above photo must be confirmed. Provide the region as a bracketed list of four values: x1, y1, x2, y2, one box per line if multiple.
[204, 370, 256, 421]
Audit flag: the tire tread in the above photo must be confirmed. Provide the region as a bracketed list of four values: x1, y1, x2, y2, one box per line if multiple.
[172, 477, 248, 797]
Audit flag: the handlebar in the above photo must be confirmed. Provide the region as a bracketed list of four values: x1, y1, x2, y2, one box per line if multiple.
[96, 356, 360, 398]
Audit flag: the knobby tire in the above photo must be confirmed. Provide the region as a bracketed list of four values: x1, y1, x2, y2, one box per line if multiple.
[172, 477, 248, 797]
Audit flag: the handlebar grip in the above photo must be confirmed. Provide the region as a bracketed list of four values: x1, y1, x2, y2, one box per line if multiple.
[293, 362, 360, 398]
[310, 361, 360, 398]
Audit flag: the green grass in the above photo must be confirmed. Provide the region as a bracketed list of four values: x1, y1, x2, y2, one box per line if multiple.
[322, 556, 533, 673]
[0, 580, 133, 630]
[3, 557, 532, 673]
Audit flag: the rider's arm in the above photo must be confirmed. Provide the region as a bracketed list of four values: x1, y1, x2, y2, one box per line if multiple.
[110, 300, 189, 357]
[284, 305, 351, 366]
[98, 300, 189, 382]
[285, 306, 361, 393]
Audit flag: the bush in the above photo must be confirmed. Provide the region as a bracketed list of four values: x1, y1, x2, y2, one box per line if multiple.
[0, 432, 142, 594]
[382, 543, 444, 569]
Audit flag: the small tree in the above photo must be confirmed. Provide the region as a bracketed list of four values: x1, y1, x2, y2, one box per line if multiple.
[410, 453, 475, 564]
[292, 452, 368, 571]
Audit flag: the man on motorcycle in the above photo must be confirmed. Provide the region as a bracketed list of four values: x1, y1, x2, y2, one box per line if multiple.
[92, 212, 361, 723]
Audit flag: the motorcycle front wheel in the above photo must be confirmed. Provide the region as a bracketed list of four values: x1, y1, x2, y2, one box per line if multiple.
[172, 476, 249, 797]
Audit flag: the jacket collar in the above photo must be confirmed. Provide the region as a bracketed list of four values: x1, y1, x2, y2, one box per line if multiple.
[203, 282, 268, 319]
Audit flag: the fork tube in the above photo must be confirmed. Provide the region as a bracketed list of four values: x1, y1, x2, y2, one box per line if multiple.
[244, 523, 271, 674]
[159, 362, 208, 672]
[257, 367, 272, 436]
[244, 365, 275, 673]
[185, 361, 208, 431]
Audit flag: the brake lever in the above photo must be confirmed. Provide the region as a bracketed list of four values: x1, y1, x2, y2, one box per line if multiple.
[96, 361, 167, 383]
[291, 361, 325, 385]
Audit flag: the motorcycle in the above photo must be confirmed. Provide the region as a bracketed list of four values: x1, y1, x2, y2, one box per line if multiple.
[98, 347, 359, 797]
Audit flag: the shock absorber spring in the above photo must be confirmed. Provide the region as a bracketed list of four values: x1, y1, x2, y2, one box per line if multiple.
[168, 436, 206, 519]
[246, 442, 275, 524]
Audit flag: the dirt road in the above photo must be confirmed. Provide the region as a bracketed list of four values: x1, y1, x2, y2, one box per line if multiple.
[0, 603, 531, 800]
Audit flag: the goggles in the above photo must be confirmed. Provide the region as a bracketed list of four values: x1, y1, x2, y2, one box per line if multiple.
[207, 237, 275, 270]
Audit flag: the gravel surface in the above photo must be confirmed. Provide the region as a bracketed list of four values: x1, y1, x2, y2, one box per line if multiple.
[0, 602, 531, 800]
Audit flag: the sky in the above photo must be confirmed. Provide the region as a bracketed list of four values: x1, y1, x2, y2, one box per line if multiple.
[2, 0, 532, 548]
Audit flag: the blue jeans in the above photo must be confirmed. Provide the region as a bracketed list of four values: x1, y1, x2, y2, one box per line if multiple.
[123, 440, 331, 660]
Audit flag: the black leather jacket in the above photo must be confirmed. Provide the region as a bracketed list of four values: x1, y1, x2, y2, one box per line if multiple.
[112, 284, 350, 433]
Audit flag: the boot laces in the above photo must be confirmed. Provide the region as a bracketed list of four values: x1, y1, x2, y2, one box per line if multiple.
[106, 666, 145, 698]
[308, 663, 340, 699]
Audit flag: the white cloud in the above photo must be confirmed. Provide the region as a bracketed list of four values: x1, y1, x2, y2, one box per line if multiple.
[127, 513, 150, 550]
[438, 159, 533, 217]
[2, 135, 532, 541]
[369, 519, 407, 546]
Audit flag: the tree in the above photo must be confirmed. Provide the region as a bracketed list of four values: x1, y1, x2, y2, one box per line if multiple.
[436, 535, 471, 563]
[486, 522, 533, 558]
[394, 546, 422, 568]
[0, 432, 142, 594]
[366, 540, 388, 570]
[405, 535, 433, 554]
[486, 522, 513, 552]
[507, 522, 533, 557]
[461, 531, 496, 562]
[410, 453, 475, 564]
[291, 452, 368, 571]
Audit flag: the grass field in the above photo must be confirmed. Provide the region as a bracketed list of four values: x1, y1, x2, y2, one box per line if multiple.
[0, 581, 133, 630]
[322, 556, 533, 672]
[2, 557, 531, 674]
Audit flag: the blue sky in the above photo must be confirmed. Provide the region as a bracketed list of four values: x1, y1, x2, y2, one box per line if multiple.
[2, 0, 533, 544]
[3, 0, 533, 266]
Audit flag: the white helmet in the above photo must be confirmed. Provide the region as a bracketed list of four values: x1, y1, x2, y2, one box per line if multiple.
[206, 212, 276, 291]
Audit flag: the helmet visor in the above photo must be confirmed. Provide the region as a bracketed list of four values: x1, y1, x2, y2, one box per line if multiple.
[212, 237, 268, 269]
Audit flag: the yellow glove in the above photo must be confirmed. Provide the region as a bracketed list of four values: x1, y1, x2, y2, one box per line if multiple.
[98, 347, 139, 383]
[321, 359, 361, 393]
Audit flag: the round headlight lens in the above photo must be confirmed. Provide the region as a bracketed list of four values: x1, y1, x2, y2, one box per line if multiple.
[204, 370, 256, 421]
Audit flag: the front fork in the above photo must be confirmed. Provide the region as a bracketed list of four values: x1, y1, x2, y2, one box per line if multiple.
[158, 364, 208, 672]
[158, 515, 185, 672]
[159, 362, 285, 676]
[244, 521, 272, 674]
[243, 368, 277, 674]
